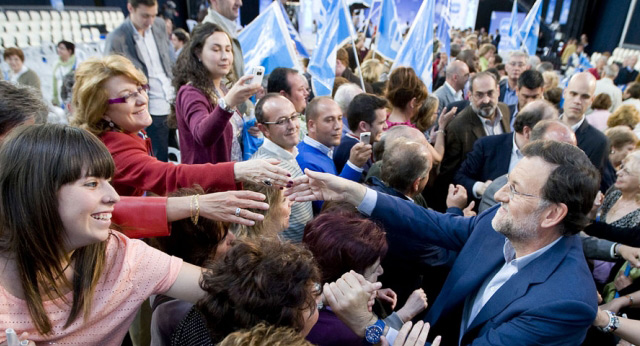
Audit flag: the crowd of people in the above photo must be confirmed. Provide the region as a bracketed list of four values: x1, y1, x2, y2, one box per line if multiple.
[3, 0, 640, 345]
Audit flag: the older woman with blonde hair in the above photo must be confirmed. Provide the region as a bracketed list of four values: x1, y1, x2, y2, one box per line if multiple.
[478, 43, 496, 71]
[607, 104, 640, 130]
[606, 126, 639, 169]
[357, 59, 384, 85]
[543, 71, 559, 90]
[231, 182, 293, 240]
[71, 55, 292, 197]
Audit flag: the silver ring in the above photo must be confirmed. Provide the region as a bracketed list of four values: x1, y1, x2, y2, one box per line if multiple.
[263, 179, 272, 186]
[235, 207, 241, 217]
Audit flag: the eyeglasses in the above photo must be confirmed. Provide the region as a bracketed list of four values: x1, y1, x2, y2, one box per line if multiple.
[262, 113, 302, 126]
[107, 85, 150, 104]
[505, 175, 541, 200]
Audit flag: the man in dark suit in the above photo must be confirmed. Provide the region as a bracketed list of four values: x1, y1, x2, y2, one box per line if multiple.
[506, 70, 544, 130]
[614, 55, 639, 86]
[431, 72, 511, 211]
[289, 140, 599, 345]
[561, 72, 615, 191]
[454, 99, 559, 204]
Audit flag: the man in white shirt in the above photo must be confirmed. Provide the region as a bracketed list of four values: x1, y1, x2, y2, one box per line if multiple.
[595, 64, 623, 112]
[105, 0, 175, 162]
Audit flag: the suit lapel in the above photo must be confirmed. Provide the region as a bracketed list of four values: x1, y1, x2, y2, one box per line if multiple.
[499, 104, 511, 132]
[466, 110, 487, 139]
[464, 236, 571, 335]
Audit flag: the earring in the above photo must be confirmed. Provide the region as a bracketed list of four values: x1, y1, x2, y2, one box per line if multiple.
[109, 120, 115, 128]
[611, 150, 616, 154]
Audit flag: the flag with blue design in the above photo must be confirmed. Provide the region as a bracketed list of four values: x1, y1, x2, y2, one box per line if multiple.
[507, 0, 519, 51]
[435, 0, 451, 56]
[517, 0, 542, 55]
[376, 0, 404, 60]
[238, 1, 301, 76]
[391, 0, 435, 91]
[574, 54, 593, 73]
[277, 1, 309, 58]
[308, 0, 357, 96]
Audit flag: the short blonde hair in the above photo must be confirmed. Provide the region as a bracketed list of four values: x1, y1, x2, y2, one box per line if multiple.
[543, 71, 559, 89]
[607, 105, 640, 130]
[218, 323, 313, 346]
[358, 59, 384, 84]
[233, 181, 285, 239]
[71, 55, 147, 136]
[621, 150, 640, 201]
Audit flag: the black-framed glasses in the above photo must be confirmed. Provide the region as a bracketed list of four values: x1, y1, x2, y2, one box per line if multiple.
[505, 175, 541, 200]
[262, 113, 302, 126]
[107, 84, 150, 104]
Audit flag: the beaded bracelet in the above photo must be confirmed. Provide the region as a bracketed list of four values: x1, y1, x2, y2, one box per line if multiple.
[598, 310, 619, 333]
[190, 194, 200, 225]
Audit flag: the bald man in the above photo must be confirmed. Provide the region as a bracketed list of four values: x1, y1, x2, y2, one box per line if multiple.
[433, 60, 470, 112]
[561, 72, 614, 191]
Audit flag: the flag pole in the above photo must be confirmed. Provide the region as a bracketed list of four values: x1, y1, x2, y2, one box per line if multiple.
[341, 0, 367, 91]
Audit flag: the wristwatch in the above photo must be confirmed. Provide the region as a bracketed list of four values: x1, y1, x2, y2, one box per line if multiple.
[218, 97, 235, 113]
[364, 319, 386, 344]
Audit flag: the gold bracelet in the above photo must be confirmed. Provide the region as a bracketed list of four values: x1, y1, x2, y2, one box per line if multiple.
[626, 294, 634, 306]
[190, 194, 200, 225]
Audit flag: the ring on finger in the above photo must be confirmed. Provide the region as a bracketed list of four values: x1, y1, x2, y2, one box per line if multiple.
[263, 179, 272, 186]
[235, 207, 241, 217]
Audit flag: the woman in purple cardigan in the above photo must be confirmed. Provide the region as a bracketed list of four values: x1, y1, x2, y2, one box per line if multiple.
[171, 23, 259, 164]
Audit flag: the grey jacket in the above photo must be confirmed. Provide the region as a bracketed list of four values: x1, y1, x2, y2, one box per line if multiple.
[433, 82, 458, 112]
[104, 17, 174, 79]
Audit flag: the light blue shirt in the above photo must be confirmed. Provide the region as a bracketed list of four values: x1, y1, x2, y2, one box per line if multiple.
[459, 236, 562, 342]
[502, 82, 518, 106]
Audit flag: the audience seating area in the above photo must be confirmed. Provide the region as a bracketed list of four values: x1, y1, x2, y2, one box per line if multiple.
[592, 47, 640, 70]
[0, 7, 124, 49]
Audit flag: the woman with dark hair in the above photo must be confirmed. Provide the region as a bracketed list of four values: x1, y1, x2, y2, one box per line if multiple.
[303, 212, 428, 345]
[52, 40, 76, 107]
[385, 67, 428, 129]
[150, 185, 236, 346]
[171, 237, 322, 345]
[71, 55, 291, 199]
[171, 22, 260, 164]
[0, 124, 206, 344]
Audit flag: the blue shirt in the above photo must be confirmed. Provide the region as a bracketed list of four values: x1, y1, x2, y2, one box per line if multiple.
[297, 136, 363, 212]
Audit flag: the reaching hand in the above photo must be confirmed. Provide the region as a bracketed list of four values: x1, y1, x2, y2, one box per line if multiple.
[437, 107, 457, 130]
[614, 273, 633, 292]
[463, 201, 477, 217]
[233, 159, 292, 188]
[477, 180, 493, 197]
[224, 75, 262, 109]
[377, 288, 398, 310]
[324, 271, 382, 337]
[380, 321, 441, 346]
[285, 169, 367, 206]
[588, 191, 604, 220]
[396, 288, 428, 323]
[199, 191, 269, 226]
[348, 142, 373, 168]
[446, 184, 468, 209]
[618, 245, 640, 268]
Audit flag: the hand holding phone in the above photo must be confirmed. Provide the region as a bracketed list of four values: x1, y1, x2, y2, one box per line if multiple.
[247, 66, 265, 86]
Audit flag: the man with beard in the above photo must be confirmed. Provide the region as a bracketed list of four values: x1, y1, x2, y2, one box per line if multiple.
[287, 140, 599, 345]
[431, 72, 510, 211]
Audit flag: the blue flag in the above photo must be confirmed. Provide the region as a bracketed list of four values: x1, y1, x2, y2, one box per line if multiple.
[238, 1, 301, 76]
[277, 1, 309, 59]
[435, 0, 451, 56]
[308, 0, 357, 96]
[507, 0, 519, 51]
[391, 0, 435, 91]
[376, 0, 404, 60]
[517, 0, 542, 55]
[545, 0, 557, 24]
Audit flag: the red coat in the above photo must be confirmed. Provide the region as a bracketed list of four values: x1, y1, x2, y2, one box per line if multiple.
[113, 196, 170, 238]
[101, 131, 240, 197]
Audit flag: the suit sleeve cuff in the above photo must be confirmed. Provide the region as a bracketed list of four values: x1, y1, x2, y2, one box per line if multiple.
[346, 160, 364, 172]
[385, 327, 399, 344]
[472, 181, 483, 199]
[357, 187, 378, 216]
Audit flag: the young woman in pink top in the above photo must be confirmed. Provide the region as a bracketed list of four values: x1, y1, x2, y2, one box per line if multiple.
[384, 67, 428, 130]
[0, 124, 206, 345]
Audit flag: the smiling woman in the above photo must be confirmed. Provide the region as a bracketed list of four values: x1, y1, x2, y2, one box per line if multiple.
[71, 55, 292, 198]
[170, 22, 261, 165]
[0, 124, 205, 345]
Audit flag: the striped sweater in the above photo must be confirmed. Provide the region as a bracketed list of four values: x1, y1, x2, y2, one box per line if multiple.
[250, 139, 313, 242]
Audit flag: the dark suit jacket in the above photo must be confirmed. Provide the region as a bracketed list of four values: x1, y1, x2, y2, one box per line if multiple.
[371, 194, 598, 344]
[614, 66, 639, 86]
[454, 133, 513, 201]
[575, 119, 614, 191]
[447, 100, 470, 116]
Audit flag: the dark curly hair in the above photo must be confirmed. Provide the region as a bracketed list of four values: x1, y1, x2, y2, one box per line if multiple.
[169, 22, 235, 128]
[196, 238, 321, 343]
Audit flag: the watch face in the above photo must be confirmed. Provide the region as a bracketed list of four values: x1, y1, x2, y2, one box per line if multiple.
[365, 325, 383, 344]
